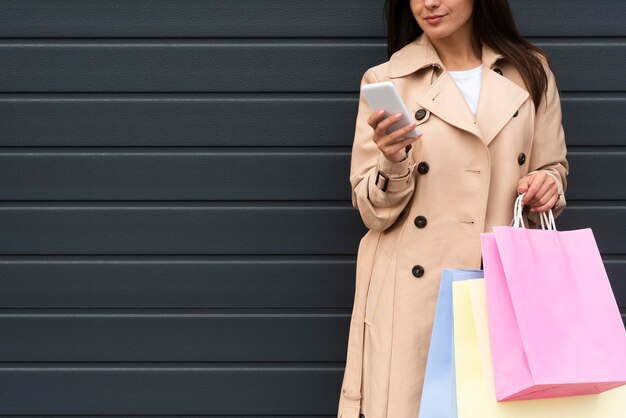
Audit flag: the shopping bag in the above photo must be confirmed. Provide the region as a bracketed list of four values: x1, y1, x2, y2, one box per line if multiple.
[480, 193, 626, 401]
[418, 269, 484, 418]
[453, 278, 626, 418]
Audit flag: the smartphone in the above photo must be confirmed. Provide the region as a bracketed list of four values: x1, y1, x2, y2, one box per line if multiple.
[361, 80, 421, 138]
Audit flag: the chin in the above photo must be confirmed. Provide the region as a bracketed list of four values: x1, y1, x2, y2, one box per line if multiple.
[421, 27, 455, 40]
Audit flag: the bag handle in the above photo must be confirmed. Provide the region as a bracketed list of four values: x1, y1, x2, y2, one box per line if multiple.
[512, 192, 556, 230]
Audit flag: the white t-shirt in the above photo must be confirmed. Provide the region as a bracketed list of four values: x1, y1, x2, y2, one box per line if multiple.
[448, 64, 482, 114]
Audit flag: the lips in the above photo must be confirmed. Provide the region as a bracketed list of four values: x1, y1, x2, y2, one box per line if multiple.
[425, 14, 446, 25]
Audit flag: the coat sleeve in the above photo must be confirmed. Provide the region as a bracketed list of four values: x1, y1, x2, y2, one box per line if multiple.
[349, 67, 417, 232]
[523, 61, 569, 228]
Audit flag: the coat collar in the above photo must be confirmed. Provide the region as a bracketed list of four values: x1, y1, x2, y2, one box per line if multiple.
[388, 32, 504, 78]
[389, 33, 529, 146]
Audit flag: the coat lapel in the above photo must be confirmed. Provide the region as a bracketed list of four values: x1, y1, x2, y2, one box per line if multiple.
[475, 63, 529, 146]
[417, 70, 483, 140]
[388, 33, 530, 146]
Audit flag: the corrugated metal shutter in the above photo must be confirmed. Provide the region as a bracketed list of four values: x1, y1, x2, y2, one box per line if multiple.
[0, 1, 623, 415]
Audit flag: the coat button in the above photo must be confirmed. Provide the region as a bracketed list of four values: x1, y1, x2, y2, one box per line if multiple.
[414, 215, 427, 228]
[359, 415, 365, 418]
[513, 110, 519, 117]
[493, 67, 503, 75]
[417, 161, 430, 174]
[412, 265, 425, 278]
[518, 152, 526, 165]
[414, 108, 427, 120]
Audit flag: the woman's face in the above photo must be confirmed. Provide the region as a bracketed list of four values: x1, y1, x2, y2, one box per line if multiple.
[410, 0, 475, 41]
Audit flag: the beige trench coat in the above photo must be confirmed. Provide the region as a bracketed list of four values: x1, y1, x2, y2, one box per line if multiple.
[337, 33, 569, 418]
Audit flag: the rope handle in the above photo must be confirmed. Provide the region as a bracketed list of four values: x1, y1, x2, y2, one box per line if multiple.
[511, 192, 556, 230]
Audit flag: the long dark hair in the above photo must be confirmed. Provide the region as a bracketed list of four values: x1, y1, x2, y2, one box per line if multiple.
[384, 0, 551, 111]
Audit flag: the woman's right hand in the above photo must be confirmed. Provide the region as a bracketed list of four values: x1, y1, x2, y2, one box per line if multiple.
[367, 109, 422, 163]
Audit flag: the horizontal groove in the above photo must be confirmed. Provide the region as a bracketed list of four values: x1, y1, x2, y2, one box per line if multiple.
[3, 36, 388, 41]
[560, 92, 626, 99]
[0, 37, 624, 44]
[0, 92, 625, 99]
[0, 146, 624, 152]
[596, 255, 626, 261]
[0, 90, 621, 95]
[0, 146, 356, 150]
[0, 90, 626, 94]
[0, 308, 351, 315]
[557, 201, 626, 206]
[0, 35, 625, 40]
[0, 39, 388, 46]
[0, 415, 337, 418]
[0, 416, 338, 418]
[0, 361, 347, 369]
[0, 147, 355, 154]
[0, 254, 356, 262]
[0, 91, 359, 99]
[0, 200, 624, 207]
[0, 307, 621, 315]
[0, 254, 622, 261]
[544, 147, 626, 152]
[0, 255, 360, 258]
[0, 254, 355, 260]
[0, 253, 623, 261]
[0, 254, 623, 261]
[0, 201, 355, 208]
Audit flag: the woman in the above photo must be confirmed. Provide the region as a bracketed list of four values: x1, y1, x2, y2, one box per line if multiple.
[337, 1, 569, 417]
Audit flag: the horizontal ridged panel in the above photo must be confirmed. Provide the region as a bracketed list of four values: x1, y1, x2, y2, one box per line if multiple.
[0, 95, 623, 147]
[0, 313, 349, 361]
[0, 151, 350, 201]
[565, 152, 626, 199]
[1, 0, 386, 38]
[0, 150, 622, 200]
[0, 205, 623, 254]
[0, 0, 623, 37]
[0, 257, 356, 308]
[0, 366, 341, 415]
[0, 41, 624, 92]
[0, 309, 624, 362]
[0, 205, 362, 255]
[0, 94, 358, 147]
[0, 257, 623, 308]
[561, 95, 626, 146]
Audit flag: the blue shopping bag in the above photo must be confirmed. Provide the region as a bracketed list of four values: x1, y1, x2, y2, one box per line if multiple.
[418, 269, 484, 418]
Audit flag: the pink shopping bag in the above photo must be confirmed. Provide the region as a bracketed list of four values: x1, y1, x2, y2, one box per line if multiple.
[480, 193, 626, 401]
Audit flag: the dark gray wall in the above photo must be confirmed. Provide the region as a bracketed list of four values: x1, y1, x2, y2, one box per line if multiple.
[0, 0, 624, 415]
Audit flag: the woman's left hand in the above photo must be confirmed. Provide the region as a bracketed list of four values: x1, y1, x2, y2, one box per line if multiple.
[517, 171, 559, 213]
